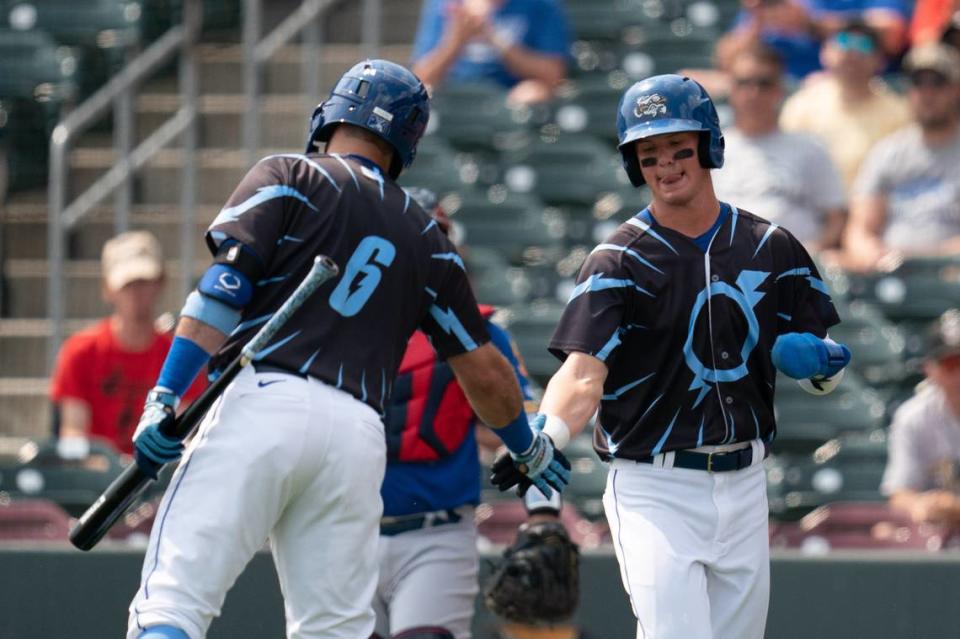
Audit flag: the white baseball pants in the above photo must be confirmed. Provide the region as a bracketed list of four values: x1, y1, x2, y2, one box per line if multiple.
[603, 442, 769, 639]
[128, 366, 387, 639]
[373, 507, 478, 638]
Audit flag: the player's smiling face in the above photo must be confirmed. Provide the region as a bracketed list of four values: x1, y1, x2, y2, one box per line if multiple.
[635, 131, 705, 206]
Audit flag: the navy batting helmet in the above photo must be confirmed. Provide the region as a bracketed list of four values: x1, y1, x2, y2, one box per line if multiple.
[306, 59, 430, 179]
[616, 74, 724, 187]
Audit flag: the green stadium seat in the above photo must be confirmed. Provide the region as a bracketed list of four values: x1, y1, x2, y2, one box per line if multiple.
[397, 136, 480, 199]
[466, 247, 539, 307]
[767, 451, 887, 521]
[501, 133, 630, 209]
[430, 84, 533, 152]
[497, 301, 567, 383]
[0, 29, 78, 101]
[0, 96, 59, 191]
[846, 259, 960, 323]
[448, 191, 567, 264]
[4, 0, 148, 99]
[773, 382, 886, 455]
[0, 438, 126, 518]
[563, 428, 608, 521]
[567, 5, 656, 41]
[827, 301, 909, 391]
[550, 74, 630, 144]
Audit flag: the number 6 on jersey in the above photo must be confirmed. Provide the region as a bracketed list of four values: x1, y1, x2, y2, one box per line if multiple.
[329, 235, 396, 316]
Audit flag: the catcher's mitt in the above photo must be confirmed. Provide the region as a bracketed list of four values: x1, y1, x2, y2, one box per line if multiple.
[483, 520, 580, 624]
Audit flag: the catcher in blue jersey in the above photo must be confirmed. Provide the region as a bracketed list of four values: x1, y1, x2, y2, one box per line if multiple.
[492, 74, 852, 638]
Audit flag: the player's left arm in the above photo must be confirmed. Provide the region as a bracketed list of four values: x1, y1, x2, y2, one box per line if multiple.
[770, 229, 851, 394]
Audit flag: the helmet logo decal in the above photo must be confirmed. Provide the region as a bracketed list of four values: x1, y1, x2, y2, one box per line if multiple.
[372, 106, 394, 122]
[634, 93, 667, 118]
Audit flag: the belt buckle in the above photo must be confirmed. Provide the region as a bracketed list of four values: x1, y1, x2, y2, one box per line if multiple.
[706, 452, 715, 472]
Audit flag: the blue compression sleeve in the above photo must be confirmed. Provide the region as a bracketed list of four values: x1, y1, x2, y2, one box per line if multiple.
[156, 336, 210, 397]
[496, 409, 534, 455]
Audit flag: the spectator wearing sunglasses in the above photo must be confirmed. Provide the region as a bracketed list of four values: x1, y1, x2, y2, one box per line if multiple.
[780, 22, 909, 191]
[808, 0, 910, 57]
[882, 309, 960, 526]
[713, 44, 846, 251]
[842, 42, 960, 271]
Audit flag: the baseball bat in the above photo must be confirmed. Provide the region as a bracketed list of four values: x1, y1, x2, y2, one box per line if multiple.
[68, 255, 340, 551]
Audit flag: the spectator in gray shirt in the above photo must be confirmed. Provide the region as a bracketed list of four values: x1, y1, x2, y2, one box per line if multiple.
[843, 42, 960, 272]
[882, 309, 960, 526]
[712, 44, 846, 252]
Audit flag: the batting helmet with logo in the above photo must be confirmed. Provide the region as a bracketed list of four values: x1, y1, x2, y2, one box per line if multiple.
[616, 74, 724, 186]
[305, 59, 430, 179]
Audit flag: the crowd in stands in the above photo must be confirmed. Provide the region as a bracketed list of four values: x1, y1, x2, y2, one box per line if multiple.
[3, 0, 960, 553]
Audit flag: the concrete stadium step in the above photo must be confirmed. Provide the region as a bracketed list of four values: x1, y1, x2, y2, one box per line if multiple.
[146, 43, 414, 95]
[4, 259, 207, 318]
[68, 147, 275, 205]
[139, 94, 311, 150]
[3, 203, 219, 260]
[0, 378, 49, 439]
[322, 1, 421, 45]
[0, 319, 96, 377]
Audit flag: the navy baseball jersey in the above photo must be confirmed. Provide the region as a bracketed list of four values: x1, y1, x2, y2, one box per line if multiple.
[549, 203, 840, 460]
[206, 152, 488, 412]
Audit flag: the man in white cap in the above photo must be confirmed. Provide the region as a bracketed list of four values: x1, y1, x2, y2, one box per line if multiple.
[49, 231, 202, 458]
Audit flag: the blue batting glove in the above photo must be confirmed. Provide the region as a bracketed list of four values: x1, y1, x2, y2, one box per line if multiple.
[509, 415, 572, 498]
[132, 387, 183, 478]
[772, 332, 852, 380]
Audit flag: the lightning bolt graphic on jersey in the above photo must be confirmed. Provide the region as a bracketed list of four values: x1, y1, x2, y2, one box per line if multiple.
[429, 304, 477, 351]
[684, 270, 769, 407]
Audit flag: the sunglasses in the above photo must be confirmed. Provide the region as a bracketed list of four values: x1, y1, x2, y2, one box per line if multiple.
[910, 71, 950, 89]
[834, 31, 876, 55]
[733, 76, 778, 90]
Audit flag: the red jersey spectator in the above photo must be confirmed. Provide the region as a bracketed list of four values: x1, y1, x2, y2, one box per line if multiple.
[50, 231, 203, 456]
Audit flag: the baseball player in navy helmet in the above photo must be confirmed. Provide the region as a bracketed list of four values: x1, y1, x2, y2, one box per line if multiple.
[125, 60, 569, 639]
[492, 74, 852, 638]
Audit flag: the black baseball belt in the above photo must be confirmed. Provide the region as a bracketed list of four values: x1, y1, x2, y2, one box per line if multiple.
[379, 508, 463, 536]
[635, 444, 767, 472]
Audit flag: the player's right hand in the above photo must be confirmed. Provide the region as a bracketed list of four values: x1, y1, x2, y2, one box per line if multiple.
[491, 417, 572, 498]
[132, 387, 183, 478]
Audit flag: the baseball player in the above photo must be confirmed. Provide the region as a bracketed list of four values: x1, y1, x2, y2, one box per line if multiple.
[124, 60, 569, 639]
[491, 74, 851, 638]
[372, 187, 575, 639]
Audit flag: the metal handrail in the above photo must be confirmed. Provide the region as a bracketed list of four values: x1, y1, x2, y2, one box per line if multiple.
[242, 0, 383, 164]
[46, 0, 203, 369]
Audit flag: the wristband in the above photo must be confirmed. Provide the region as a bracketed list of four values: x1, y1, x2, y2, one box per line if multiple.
[496, 409, 535, 456]
[156, 336, 210, 397]
[542, 414, 571, 450]
[524, 485, 563, 515]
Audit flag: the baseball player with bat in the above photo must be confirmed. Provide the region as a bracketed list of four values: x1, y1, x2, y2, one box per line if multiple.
[371, 187, 578, 639]
[492, 74, 852, 638]
[112, 59, 567, 639]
